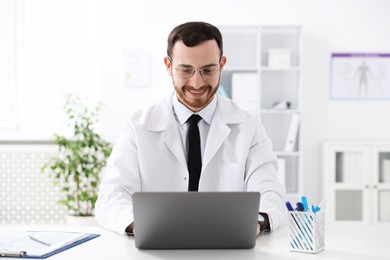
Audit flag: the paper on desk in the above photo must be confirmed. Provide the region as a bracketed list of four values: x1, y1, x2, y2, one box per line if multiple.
[0, 231, 90, 257]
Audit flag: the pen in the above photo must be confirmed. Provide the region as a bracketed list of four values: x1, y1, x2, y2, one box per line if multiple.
[301, 196, 309, 212]
[29, 235, 51, 246]
[312, 205, 321, 213]
[0, 251, 27, 257]
[285, 201, 294, 211]
[296, 202, 304, 211]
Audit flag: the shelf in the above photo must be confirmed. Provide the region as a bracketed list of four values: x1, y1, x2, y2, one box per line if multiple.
[378, 183, 390, 189]
[275, 151, 300, 156]
[261, 109, 300, 114]
[221, 25, 302, 197]
[333, 184, 366, 190]
[223, 67, 258, 72]
[260, 67, 301, 72]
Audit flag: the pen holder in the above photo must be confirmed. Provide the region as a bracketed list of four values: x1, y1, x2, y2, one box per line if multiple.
[289, 209, 325, 254]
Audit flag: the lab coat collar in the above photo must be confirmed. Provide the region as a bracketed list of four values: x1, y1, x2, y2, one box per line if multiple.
[146, 92, 246, 172]
[146, 92, 245, 132]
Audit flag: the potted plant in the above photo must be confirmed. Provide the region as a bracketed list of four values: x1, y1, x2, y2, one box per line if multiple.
[42, 94, 112, 225]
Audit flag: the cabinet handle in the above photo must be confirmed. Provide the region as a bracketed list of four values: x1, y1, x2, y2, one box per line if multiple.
[365, 184, 369, 189]
[373, 185, 378, 189]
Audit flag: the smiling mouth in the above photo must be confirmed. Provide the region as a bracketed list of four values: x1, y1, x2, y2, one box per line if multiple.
[188, 88, 206, 95]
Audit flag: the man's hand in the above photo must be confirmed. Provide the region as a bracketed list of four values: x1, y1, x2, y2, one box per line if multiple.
[125, 222, 135, 236]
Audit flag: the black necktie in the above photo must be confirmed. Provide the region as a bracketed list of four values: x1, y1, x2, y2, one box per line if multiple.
[187, 114, 202, 191]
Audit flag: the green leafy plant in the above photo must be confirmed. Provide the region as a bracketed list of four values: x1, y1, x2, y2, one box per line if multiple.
[42, 94, 112, 216]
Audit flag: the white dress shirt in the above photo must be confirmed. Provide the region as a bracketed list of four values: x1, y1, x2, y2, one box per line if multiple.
[172, 94, 217, 161]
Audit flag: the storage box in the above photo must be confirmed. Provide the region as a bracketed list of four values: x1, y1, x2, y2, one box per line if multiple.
[268, 48, 292, 68]
[289, 209, 325, 253]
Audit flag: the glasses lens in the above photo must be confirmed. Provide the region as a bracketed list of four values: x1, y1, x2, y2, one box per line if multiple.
[173, 62, 220, 80]
[201, 67, 219, 79]
[177, 67, 195, 79]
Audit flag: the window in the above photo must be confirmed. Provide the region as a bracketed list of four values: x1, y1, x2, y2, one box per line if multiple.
[0, 0, 17, 129]
[0, 0, 98, 137]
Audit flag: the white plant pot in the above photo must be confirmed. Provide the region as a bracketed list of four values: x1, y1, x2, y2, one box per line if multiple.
[65, 215, 98, 226]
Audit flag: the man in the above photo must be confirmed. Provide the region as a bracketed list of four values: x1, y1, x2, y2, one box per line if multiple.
[95, 21, 286, 236]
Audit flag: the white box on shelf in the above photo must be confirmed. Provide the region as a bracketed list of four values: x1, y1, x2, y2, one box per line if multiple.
[284, 114, 300, 152]
[268, 48, 292, 68]
[231, 73, 259, 111]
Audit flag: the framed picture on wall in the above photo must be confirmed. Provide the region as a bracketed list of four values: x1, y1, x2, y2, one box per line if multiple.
[330, 53, 390, 100]
[123, 50, 151, 88]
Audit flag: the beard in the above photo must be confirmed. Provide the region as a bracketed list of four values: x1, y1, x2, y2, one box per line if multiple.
[172, 77, 220, 112]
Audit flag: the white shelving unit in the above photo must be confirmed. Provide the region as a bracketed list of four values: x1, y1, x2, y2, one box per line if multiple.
[219, 26, 302, 199]
[324, 142, 390, 225]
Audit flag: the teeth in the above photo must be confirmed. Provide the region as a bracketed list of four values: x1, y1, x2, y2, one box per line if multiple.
[189, 89, 204, 94]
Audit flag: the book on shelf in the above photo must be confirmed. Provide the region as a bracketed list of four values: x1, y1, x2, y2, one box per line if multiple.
[284, 114, 300, 152]
[231, 73, 259, 111]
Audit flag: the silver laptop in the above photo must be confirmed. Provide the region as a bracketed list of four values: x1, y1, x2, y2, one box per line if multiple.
[132, 192, 260, 249]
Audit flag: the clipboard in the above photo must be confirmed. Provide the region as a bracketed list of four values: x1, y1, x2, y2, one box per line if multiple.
[0, 231, 100, 258]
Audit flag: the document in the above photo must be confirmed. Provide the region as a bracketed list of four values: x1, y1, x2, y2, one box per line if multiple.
[284, 114, 300, 152]
[0, 231, 99, 258]
[231, 73, 259, 111]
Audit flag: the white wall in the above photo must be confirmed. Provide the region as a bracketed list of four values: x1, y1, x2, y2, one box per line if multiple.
[2, 0, 390, 202]
[96, 0, 390, 202]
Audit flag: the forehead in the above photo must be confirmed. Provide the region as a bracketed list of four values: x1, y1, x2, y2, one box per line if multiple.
[171, 40, 220, 66]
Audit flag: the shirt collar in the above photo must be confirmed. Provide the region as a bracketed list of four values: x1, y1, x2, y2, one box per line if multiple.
[172, 93, 217, 126]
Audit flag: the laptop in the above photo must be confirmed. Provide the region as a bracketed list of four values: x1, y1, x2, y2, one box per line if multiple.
[132, 191, 260, 249]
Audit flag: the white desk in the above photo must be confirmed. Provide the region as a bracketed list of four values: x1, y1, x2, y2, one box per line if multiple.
[1, 224, 389, 259]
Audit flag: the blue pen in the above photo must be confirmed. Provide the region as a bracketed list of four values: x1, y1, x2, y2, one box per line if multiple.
[301, 196, 309, 212]
[285, 201, 294, 211]
[310, 204, 321, 213]
[296, 202, 304, 211]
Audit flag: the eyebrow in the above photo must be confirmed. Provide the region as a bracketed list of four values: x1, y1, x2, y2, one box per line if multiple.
[177, 63, 219, 68]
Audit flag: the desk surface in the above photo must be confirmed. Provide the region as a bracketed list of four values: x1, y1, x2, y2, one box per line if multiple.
[1, 224, 389, 260]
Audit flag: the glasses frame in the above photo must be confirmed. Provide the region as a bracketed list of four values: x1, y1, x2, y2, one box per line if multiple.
[167, 56, 221, 81]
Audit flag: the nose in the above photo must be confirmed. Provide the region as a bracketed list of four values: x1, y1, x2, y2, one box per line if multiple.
[188, 69, 204, 89]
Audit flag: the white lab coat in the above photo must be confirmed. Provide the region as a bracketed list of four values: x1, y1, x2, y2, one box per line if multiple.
[95, 93, 287, 235]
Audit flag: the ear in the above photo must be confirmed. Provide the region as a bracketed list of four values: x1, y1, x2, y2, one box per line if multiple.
[219, 55, 227, 70]
[164, 56, 173, 76]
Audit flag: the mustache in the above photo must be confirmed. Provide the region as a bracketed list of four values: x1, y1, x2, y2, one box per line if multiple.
[183, 84, 212, 90]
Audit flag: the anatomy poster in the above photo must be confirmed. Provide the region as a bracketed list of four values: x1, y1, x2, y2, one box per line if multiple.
[330, 53, 390, 99]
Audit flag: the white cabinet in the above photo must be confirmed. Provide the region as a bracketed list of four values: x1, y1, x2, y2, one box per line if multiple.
[219, 26, 302, 198]
[324, 142, 390, 225]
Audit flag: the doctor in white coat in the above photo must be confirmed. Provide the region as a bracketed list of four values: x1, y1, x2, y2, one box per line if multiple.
[95, 21, 286, 236]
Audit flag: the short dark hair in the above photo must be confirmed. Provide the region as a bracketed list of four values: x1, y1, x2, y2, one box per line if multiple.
[167, 21, 223, 59]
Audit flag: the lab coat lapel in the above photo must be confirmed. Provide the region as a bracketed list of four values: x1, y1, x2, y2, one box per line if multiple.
[146, 94, 187, 169]
[202, 114, 230, 170]
[164, 119, 187, 168]
[202, 95, 244, 171]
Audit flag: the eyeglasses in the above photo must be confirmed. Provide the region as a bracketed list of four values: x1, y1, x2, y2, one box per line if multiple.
[168, 57, 221, 80]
